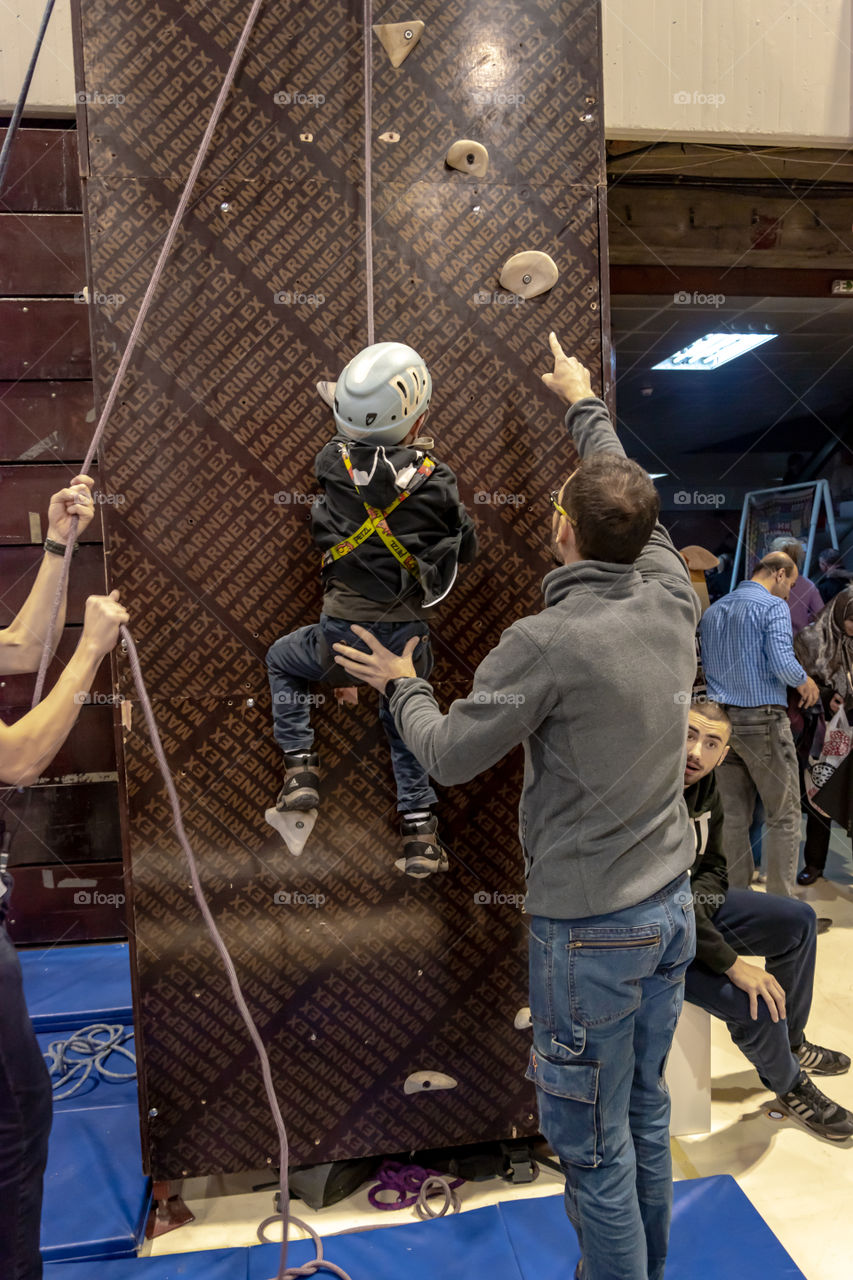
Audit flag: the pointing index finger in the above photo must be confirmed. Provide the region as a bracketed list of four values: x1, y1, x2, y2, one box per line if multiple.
[549, 331, 566, 359]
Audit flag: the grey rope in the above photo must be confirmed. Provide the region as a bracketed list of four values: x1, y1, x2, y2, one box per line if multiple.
[43, 1022, 136, 1100]
[0, 0, 58, 198]
[363, 0, 375, 344]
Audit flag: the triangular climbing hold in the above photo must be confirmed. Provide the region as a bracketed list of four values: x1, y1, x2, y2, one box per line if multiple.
[264, 807, 318, 856]
[499, 250, 559, 300]
[373, 20, 425, 68]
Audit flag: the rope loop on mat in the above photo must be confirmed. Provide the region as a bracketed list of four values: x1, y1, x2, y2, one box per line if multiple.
[43, 1022, 136, 1100]
[368, 1161, 464, 1215]
[257, 1214, 353, 1278]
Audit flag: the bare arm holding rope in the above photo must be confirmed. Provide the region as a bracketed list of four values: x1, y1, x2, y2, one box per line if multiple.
[0, 475, 128, 785]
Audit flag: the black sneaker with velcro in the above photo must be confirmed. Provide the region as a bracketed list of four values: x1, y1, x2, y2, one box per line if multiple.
[794, 1039, 851, 1076]
[276, 751, 320, 811]
[776, 1072, 853, 1141]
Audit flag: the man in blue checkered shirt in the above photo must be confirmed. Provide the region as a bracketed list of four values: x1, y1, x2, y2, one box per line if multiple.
[699, 551, 819, 897]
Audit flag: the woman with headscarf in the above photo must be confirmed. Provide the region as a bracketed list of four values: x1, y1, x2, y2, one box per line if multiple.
[793, 588, 853, 883]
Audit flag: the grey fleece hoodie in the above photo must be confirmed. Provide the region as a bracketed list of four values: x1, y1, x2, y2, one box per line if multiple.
[388, 397, 701, 919]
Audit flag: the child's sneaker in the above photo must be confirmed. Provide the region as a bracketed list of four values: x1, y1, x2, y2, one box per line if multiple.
[276, 752, 320, 811]
[396, 813, 448, 879]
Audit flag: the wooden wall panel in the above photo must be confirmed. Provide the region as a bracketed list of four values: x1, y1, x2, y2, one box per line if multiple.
[0, 465, 104, 543]
[0, 128, 82, 212]
[0, 544, 105, 621]
[75, 0, 608, 1178]
[2, 861, 126, 944]
[0, 213, 86, 294]
[0, 381, 96, 460]
[0, 299, 92, 379]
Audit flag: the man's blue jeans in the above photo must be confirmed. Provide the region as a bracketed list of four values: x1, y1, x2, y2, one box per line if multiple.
[265, 613, 438, 813]
[527, 874, 696, 1280]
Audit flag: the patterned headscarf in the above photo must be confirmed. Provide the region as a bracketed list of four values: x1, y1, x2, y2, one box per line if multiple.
[794, 586, 853, 687]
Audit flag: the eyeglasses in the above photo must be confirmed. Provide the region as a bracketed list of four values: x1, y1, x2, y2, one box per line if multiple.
[549, 467, 579, 526]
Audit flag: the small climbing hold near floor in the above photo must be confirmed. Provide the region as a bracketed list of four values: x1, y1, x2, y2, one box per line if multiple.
[445, 138, 489, 177]
[403, 1070, 458, 1094]
[264, 806, 318, 856]
[499, 249, 559, 299]
[373, 20, 425, 67]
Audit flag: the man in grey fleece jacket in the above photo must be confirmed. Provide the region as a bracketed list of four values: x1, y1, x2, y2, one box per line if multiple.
[334, 333, 701, 1280]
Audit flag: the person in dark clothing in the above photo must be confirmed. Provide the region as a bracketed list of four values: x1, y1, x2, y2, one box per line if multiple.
[682, 700, 852, 1142]
[815, 547, 852, 605]
[265, 341, 477, 875]
[793, 588, 853, 884]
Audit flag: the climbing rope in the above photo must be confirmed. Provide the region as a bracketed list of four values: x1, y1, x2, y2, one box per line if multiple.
[362, 0, 375, 344]
[368, 1161, 464, 1218]
[43, 1023, 136, 1100]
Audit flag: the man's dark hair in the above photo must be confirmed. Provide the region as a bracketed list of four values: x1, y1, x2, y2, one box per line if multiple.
[820, 546, 842, 565]
[564, 456, 659, 564]
[753, 551, 796, 578]
[690, 698, 731, 735]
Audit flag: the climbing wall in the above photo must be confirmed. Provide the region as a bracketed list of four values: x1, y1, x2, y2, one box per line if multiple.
[72, 0, 608, 1176]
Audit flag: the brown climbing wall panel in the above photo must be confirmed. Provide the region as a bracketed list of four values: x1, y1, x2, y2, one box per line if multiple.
[72, 0, 608, 1176]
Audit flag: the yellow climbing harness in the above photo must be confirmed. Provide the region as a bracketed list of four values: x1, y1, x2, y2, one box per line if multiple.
[321, 443, 436, 583]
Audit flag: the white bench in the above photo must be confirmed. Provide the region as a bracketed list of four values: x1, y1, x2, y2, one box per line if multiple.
[666, 1002, 711, 1136]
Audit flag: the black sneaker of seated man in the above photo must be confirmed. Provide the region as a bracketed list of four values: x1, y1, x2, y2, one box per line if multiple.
[776, 1072, 853, 1141]
[794, 1039, 851, 1075]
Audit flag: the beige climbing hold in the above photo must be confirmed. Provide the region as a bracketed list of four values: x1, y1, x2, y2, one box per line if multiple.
[446, 139, 489, 178]
[264, 807, 318, 856]
[373, 20, 424, 68]
[499, 251, 559, 300]
[378, 130, 400, 143]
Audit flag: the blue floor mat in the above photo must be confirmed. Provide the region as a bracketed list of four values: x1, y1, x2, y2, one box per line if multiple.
[41, 1103, 151, 1262]
[37, 1026, 138, 1111]
[45, 1175, 807, 1279]
[21, 942, 133, 1032]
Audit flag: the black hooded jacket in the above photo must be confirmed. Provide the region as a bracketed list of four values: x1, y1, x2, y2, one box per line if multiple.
[683, 771, 739, 973]
[311, 435, 477, 616]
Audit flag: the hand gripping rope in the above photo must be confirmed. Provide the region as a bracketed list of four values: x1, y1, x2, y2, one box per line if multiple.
[17, 0, 385, 1274]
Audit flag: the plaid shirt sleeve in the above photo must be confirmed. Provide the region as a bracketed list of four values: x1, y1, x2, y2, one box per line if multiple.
[764, 600, 808, 688]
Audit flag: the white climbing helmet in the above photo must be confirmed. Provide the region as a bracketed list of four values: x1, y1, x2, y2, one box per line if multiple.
[330, 342, 431, 444]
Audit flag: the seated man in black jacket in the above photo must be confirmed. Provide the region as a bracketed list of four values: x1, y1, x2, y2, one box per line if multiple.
[683, 699, 852, 1141]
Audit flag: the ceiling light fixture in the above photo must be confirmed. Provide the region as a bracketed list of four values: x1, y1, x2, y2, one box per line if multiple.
[652, 332, 776, 371]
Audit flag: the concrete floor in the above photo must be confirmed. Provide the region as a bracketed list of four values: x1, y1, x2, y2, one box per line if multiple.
[144, 829, 853, 1279]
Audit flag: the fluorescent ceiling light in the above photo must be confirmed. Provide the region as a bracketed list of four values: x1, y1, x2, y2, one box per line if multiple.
[649, 472, 667, 479]
[653, 332, 776, 371]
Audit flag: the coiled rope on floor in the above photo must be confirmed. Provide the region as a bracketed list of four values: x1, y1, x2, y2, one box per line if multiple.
[43, 1023, 136, 1100]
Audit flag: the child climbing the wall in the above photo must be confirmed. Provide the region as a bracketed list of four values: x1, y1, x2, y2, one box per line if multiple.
[265, 341, 477, 877]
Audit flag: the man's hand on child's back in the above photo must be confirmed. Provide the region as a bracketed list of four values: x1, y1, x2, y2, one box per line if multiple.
[333, 625, 418, 694]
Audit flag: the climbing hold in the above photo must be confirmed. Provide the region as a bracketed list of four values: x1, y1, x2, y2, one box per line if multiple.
[264, 807, 318, 856]
[499, 250, 559, 299]
[373, 20, 424, 68]
[445, 139, 489, 178]
[316, 379, 336, 408]
[514, 1007, 532, 1030]
[403, 1071, 458, 1095]
[378, 130, 400, 143]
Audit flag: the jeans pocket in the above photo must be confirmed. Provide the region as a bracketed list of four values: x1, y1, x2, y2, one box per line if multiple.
[525, 1047, 602, 1168]
[567, 926, 662, 1027]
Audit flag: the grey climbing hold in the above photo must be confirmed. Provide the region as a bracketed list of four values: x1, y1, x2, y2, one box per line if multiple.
[445, 138, 489, 178]
[403, 1070, 458, 1095]
[499, 250, 559, 299]
[373, 20, 425, 68]
[264, 807, 318, 856]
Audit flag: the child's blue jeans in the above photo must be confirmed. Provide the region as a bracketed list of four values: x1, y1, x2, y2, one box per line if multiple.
[266, 613, 438, 813]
